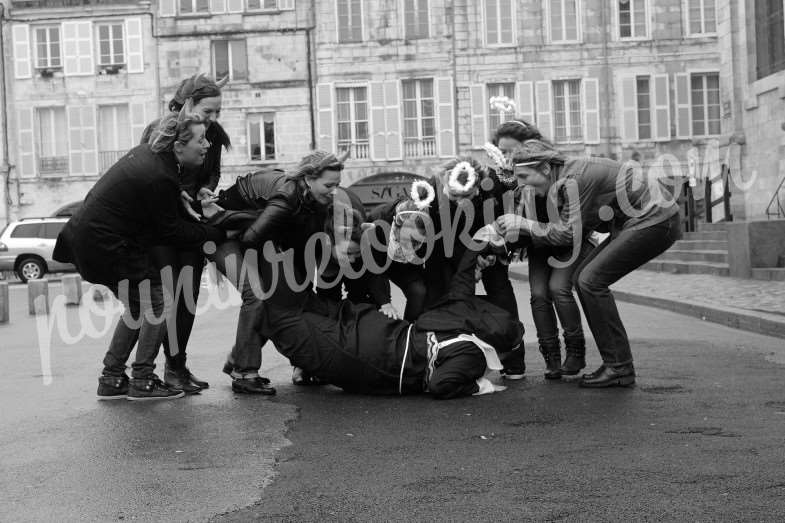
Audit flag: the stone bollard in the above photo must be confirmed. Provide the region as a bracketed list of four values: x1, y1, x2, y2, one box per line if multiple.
[28, 279, 49, 315]
[62, 274, 83, 306]
[92, 285, 111, 302]
[0, 282, 9, 324]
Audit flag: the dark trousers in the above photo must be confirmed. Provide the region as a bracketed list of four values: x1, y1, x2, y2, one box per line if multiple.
[528, 242, 592, 351]
[149, 245, 205, 369]
[386, 261, 427, 321]
[481, 262, 519, 320]
[207, 240, 266, 375]
[573, 214, 682, 366]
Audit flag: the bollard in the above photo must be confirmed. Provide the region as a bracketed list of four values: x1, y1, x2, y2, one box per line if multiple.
[28, 279, 49, 315]
[92, 285, 110, 302]
[0, 281, 8, 324]
[62, 274, 83, 306]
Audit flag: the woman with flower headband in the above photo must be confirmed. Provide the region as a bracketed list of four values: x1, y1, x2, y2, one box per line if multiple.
[487, 121, 591, 381]
[496, 140, 681, 388]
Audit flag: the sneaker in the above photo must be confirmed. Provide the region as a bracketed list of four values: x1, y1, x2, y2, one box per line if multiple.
[97, 374, 129, 400]
[127, 376, 185, 401]
[291, 367, 321, 386]
[500, 350, 526, 380]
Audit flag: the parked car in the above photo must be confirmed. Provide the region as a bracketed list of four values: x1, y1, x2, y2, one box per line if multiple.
[0, 217, 76, 282]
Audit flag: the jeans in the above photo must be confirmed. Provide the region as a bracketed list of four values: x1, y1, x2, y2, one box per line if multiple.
[481, 262, 519, 320]
[102, 279, 171, 379]
[573, 214, 682, 366]
[528, 242, 591, 351]
[386, 261, 427, 321]
[208, 240, 266, 376]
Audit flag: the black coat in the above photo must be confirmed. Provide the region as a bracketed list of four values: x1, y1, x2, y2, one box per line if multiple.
[53, 144, 225, 285]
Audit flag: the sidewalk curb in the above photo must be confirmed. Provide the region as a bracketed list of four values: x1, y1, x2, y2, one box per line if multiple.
[508, 269, 785, 340]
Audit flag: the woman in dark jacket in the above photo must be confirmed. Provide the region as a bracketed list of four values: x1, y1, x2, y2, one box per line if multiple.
[496, 140, 682, 388]
[137, 74, 232, 394]
[53, 113, 225, 401]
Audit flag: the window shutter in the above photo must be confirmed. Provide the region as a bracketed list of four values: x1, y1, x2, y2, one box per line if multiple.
[470, 84, 486, 147]
[125, 18, 144, 74]
[620, 75, 637, 142]
[436, 76, 456, 158]
[63, 21, 93, 76]
[63, 22, 79, 75]
[582, 77, 600, 144]
[68, 106, 84, 175]
[316, 83, 335, 154]
[516, 81, 535, 124]
[369, 81, 386, 161]
[653, 74, 671, 141]
[210, 0, 226, 12]
[160, 0, 176, 16]
[13, 25, 31, 79]
[227, 0, 244, 13]
[17, 108, 36, 178]
[130, 103, 147, 144]
[81, 106, 98, 175]
[278, 0, 295, 9]
[675, 72, 691, 139]
[384, 80, 403, 161]
[535, 80, 553, 139]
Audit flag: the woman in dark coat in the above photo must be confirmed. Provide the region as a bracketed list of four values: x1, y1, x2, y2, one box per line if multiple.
[136, 74, 232, 394]
[53, 113, 225, 401]
[496, 139, 682, 388]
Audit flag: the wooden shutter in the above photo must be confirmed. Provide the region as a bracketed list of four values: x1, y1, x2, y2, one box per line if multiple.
[278, 0, 295, 9]
[384, 80, 402, 161]
[210, 0, 227, 13]
[17, 108, 36, 178]
[369, 82, 386, 160]
[675, 73, 691, 139]
[68, 106, 98, 176]
[316, 83, 335, 154]
[535, 80, 553, 139]
[582, 78, 600, 144]
[227, 0, 244, 13]
[125, 18, 144, 74]
[620, 75, 638, 142]
[160, 0, 176, 16]
[13, 24, 31, 79]
[470, 84, 486, 147]
[63, 21, 93, 76]
[653, 74, 671, 141]
[130, 103, 147, 144]
[436, 76, 456, 158]
[516, 81, 535, 124]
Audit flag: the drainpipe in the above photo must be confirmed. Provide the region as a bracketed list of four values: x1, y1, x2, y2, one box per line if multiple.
[600, 1, 613, 157]
[307, 0, 317, 150]
[0, 3, 11, 224]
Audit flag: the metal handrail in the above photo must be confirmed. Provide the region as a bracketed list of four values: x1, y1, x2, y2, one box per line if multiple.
[705, 164, 733, 223]
[765, 174, 785, 219]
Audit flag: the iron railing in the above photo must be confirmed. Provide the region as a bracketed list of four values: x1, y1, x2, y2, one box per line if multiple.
[99, 150, 127, 172]
[765, 174, 785, 219]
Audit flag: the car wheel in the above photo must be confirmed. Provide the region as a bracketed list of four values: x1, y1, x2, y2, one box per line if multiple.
[16, 257, 46, 283]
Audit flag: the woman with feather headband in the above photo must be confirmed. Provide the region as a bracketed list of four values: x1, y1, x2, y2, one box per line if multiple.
[135, 73, 233, 394]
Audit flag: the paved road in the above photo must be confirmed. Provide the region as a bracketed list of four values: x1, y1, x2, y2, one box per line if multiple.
[1, 278, 785, 521]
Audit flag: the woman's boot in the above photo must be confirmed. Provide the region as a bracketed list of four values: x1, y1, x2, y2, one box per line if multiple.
[539, 343, 562, 380]
[561, 342, 586, 376]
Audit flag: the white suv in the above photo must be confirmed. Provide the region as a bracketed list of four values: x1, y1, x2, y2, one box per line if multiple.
[0, 218, 76, 282]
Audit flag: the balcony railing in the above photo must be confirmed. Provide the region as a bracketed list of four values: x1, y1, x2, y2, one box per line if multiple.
[39, 156, 68, 175]
[99, 150, 128, 172]
[338, 141, 370, 160]
[403, 138, 436, 158]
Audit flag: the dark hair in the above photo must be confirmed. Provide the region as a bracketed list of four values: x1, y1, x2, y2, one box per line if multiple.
[492, 118, 547, 146]
[168, 73, 223, 112]
[325, 201, 364, 245]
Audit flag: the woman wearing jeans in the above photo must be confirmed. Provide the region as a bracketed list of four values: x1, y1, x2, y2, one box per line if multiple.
[496, 140, 682, 388]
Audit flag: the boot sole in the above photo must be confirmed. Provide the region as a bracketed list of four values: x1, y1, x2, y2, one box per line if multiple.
[97, 394, 128, 401]
[579, 376, 636, 388]
[127, 391, 186, 401]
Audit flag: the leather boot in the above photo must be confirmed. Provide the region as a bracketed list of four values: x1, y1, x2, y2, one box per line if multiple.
[164, 365, 202, 394]
[561, 348, 586, 376]
[539, 344, 562, 380]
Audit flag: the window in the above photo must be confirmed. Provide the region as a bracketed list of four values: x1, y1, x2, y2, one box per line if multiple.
[247, 0, 278, 9]
[10, 223, 42, 238]
[618, 0, 648, 39]
[179, 0, 209, 14]
[553, 79, 582, 143]
[686, 0, 716, 35]
[248, 114, 276, 161]
[336, 87, 370, 159]
[36, 107, 68, 174]
[485, 0, 515, 45]
[42, 222, 65, 240]
[212, 40, 247, 81]
[337, 0, 363, 43]
[690, 72, 720, 137]
[549, 0, 579, 42]
[755, 0, 785, 79]
[487, 83, 515, 137]
[34, 26, 61, 69]
[402, 79, 436, 157]
[636, 76, 652, 140]
[404, 0, 429, 39]
[96, 23, 125, 66]
[98, 105, 131, 172]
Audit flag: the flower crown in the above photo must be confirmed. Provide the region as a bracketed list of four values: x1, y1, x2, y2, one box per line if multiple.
[489, 95, 517, 114]
[410, 180, 435, 210]
[446, 161, 478, 198]
[482, 142, 510, 172]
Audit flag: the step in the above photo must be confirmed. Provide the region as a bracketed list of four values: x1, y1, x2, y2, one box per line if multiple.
[642, 260, 730, 277]
[682, 231, 727, 242]
[751, 268, 785, 282]
[697, 221, 730, 233]
[657, 249, 728, 264]
[671, 239, 729, 251]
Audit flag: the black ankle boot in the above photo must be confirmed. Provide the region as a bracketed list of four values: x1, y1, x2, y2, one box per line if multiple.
[561, 349, 586, 376]
[539, 345, 562, 380]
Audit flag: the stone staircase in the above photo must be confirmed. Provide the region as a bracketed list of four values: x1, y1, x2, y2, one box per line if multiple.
[643, 222, 785, 280]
